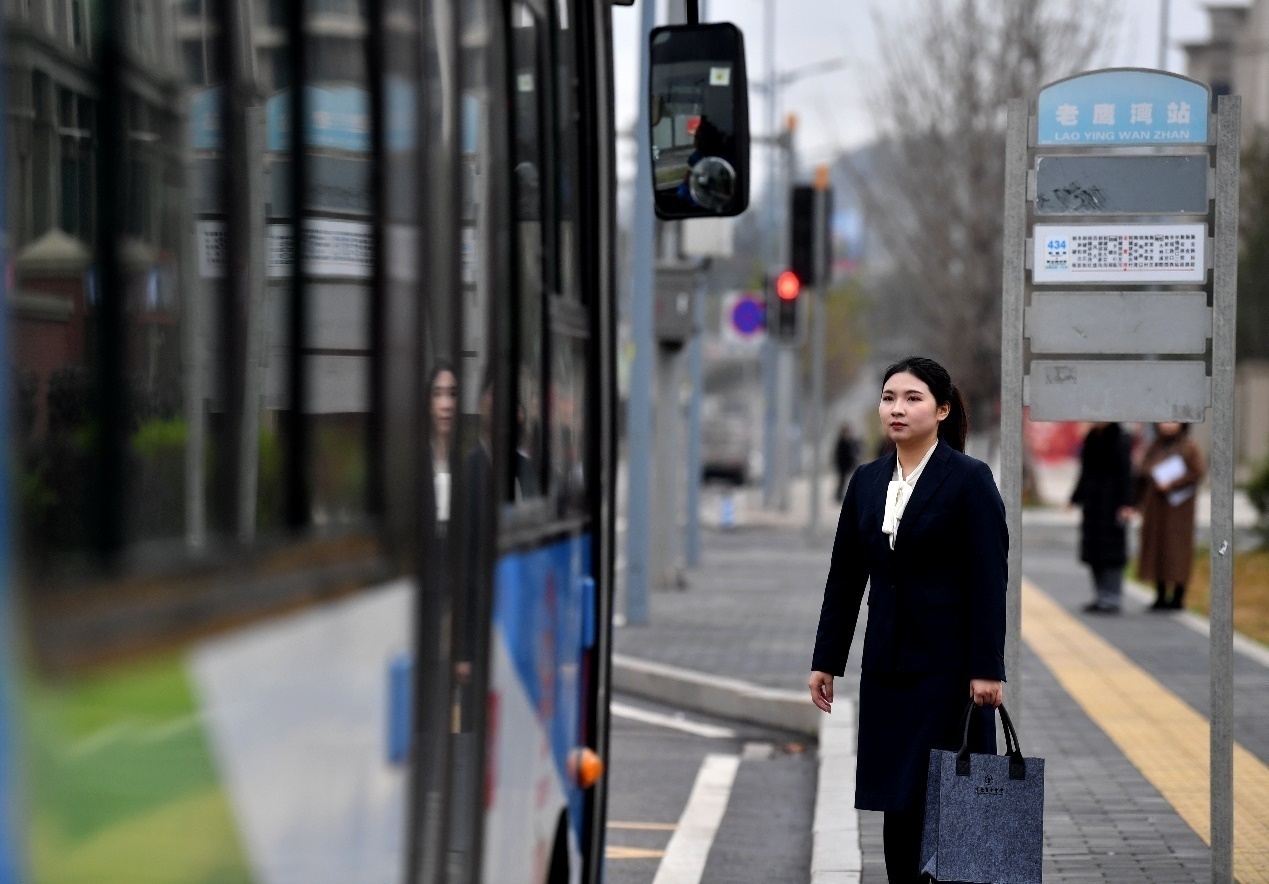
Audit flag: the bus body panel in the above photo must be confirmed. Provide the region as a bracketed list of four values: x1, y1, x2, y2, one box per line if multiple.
[484, 535, 592, 883]
[190, 580, 413, 884]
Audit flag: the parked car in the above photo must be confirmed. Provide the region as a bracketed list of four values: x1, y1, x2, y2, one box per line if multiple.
[702, 403, 754, 485]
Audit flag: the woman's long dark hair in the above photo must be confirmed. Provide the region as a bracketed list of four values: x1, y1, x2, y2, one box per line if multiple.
[882, 356, 968, 453]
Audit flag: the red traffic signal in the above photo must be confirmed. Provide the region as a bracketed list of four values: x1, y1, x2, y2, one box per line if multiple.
[776, 270, 800, 301]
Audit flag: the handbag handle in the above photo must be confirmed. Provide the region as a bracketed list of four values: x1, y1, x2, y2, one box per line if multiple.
[955, 700, 1027, 780]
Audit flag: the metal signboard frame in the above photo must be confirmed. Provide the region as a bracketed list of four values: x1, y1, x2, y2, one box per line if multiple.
[1001, 69, 1240, 883]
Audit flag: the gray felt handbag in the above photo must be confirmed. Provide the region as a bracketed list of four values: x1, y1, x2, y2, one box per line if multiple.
[919, 702, 1045, 883]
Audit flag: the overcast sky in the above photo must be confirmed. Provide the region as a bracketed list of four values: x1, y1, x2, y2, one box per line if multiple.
[612, 0, 1246, 192]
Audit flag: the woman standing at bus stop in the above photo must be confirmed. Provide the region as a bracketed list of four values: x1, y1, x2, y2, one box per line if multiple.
[1137, 422, 1205, 611]
[808, 356, 1008, 883]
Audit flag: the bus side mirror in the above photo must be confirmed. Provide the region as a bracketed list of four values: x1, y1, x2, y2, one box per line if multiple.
[648, 23, 750, 219]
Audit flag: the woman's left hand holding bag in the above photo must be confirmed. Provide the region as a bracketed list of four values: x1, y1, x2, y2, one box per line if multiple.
[970, 678, 1002, 708]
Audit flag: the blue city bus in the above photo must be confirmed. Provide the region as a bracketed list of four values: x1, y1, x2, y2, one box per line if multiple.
[0, 0, 618, 881]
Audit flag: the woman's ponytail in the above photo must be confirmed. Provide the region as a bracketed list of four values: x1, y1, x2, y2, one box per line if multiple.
[940, 384, 968, 453]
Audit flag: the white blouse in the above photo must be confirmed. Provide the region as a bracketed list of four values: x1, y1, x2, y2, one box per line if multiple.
[881, 441, 938, 550]
[434, 462, 451, 524]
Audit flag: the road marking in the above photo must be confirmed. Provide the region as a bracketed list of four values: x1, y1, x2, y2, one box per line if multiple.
[607, 846, 665, 860]
[608, 821, 678, 831]
[67, 713, 203, 757]
[67, 722, 132, 758]
[652, 753, 740, 884]
[1023, 578, 1269, 882]
[610, 701, 737, 739]
[742, 741, 774, 760]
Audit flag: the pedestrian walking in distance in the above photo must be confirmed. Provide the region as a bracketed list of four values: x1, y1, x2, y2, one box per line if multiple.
[834, 423, 860, 501]
[808, 356, 1007, 884]
[1070, 423, 1136, 614]
[1137, 422, 1204, 611]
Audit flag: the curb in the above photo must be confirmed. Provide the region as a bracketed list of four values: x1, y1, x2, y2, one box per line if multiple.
[610, 654, 861, 884]
[611, 654, 821, 736]
[812, 699, 862, 884]
[1123, 578, 1269, 667]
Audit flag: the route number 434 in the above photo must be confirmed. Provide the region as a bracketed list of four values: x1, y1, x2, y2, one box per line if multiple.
[1047, 239, 1067, 250]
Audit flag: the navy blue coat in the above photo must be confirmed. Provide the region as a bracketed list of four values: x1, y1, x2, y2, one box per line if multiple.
[812, 443, 1008, 680]
[811, 444, 1009, 811]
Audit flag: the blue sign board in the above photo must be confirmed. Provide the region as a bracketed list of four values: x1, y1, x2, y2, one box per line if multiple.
[266, 84, 416, 153]
[462, 94, 480, 154]
[731, 295, 764, 336]
[190, 87, 223, 150]
[1037, 69, 1210, 146]
[267, 86, 370, 153]
[386, 77, 416, 152]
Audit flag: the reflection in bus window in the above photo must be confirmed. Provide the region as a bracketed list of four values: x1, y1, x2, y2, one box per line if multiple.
[301, 0, 372, 527]
[429, 361, 457, 531]
[551, 330, 587, 514]
[553, 0, 583, 306]
[510, 2, 546, 502]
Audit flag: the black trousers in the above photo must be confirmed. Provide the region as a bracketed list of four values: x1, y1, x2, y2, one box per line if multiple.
[883, 804, 925, 883]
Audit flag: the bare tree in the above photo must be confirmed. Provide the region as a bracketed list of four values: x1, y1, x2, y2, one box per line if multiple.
[845, 0, 1118, 432]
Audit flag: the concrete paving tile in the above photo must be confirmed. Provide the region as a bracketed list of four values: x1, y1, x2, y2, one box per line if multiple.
[613, 525, 1235, 883]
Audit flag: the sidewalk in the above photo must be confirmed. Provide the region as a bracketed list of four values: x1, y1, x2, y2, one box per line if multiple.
[612, 493, 1269, 882]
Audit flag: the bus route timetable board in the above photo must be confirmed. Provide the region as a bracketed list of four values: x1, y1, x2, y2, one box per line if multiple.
[1032, 223, 1206, 285]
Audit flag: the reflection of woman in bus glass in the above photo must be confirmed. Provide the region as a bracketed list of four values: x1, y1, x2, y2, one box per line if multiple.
[428, 361, 457, 534]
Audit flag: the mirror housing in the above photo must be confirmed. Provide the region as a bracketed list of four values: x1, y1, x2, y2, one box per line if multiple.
[648, 23, 750, 219]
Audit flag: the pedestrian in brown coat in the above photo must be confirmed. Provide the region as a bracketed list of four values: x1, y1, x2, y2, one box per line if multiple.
[1136, 422, 1205, 610]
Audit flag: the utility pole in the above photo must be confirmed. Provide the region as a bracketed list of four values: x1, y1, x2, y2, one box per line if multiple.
[1158, 0, 1170, 70]
[773, 116, 798, 511]
[761, 0, 777, 508]
[685, 265, 707, 566]
[806, 166, 830, 542]
[624, 0, 657, 623]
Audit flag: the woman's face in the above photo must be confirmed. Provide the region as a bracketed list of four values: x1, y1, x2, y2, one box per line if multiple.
[879, 371, 948, 447]
[1157, 421, 1183, 438]
[431, 370, 457, 438]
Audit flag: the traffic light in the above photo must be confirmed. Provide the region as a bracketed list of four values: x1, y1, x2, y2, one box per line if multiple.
[789, 185, 817, 286]
[770, 269, 801, 342]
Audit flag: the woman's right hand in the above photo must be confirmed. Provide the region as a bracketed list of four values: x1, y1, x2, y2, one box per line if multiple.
[808, 671, 835, 713]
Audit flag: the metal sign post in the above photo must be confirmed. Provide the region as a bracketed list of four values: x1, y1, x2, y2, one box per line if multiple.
[1000, 70, 1239, 882]
[1210, 94, 1240, 884]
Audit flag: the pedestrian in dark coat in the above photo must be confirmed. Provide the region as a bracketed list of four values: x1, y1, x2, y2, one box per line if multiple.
[808, 356, 1007, 884]
[1070, 422, 1136, 613]
[833, 423, 860, 501]
[1137, 422, 1204, 610]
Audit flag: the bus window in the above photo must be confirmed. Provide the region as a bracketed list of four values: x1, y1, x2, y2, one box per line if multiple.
[553, 0, 583, 306]
[298, 0, 374, 528]
[510, 1, 547, 502]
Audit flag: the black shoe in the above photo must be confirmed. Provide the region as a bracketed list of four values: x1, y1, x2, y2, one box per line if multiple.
[1083, 602, 1121, 614]
[1149, 597, 1169, 611]
[1167, 597, 1185, 611]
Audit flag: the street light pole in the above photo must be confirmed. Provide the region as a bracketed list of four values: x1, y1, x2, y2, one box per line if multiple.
[807, 166, 829, 542]
[624, 0, 657, 624]
[761, 0, 777, 508]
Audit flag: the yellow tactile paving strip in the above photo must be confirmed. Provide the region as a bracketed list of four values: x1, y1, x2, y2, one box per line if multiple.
[1022, 578, 1269, 882]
